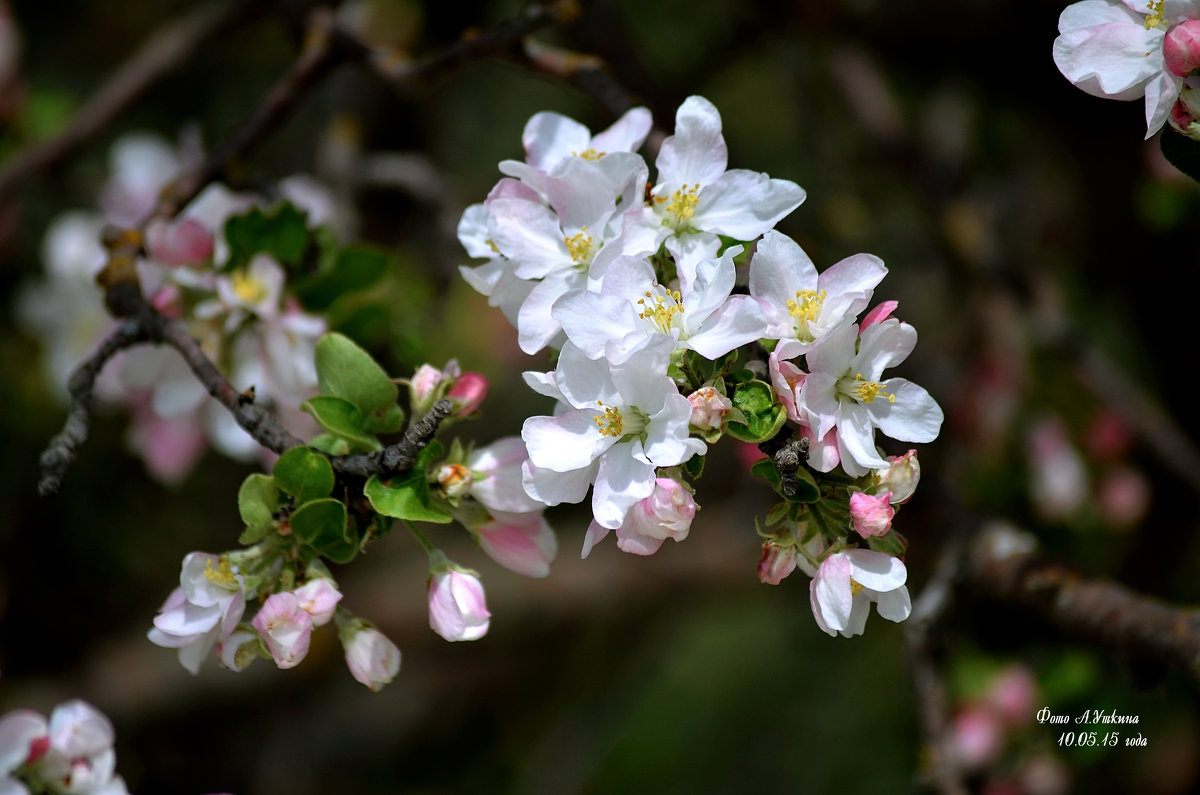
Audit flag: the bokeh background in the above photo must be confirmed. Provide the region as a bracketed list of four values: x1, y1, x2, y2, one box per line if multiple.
[3, 0, 1200, 792]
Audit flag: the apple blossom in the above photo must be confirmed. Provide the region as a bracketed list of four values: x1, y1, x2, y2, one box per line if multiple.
[849, 491, 895, 538]
[148, 552, 246, 675]
[252, 591, 314, 669]
[795, 319, 943, 477]
[687, 386, 732, 430]
[0, 701, 128, 795]
[582, 477, 698, 557]
[758, 539, 798, 585]
[809, 549, 911, 637]
[516, 106, 652, 174]
[292, 577, 343, 627]
[872, 450, 921, 504]
[447, 371, 489, 416]
[1052, 0, 1200, 138]
[521, 340, 705, 529]
[337, 617, 402, 691]
[474, 511, 557, 578]
[465, 436, 547, 515]
[428, 569, 491, 642]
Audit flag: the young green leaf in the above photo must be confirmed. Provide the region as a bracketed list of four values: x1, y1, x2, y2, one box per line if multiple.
[313, 332, 398, 415]
[724, 380, 787, 443]
[301, 396, 381, 451]
[289, 498, 358, 563]
[238, 473, 279, 529]
[273, 446, 335, 504]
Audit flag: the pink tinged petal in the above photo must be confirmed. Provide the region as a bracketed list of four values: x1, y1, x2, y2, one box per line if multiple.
[849, 491, 895, 538]
[691, 170, 806, 240]
[810, 554, 855, 636]
[769, 349, 806, 422]
[614, 524, 667, 556]
[860, 300, 898, 330]
[656, 95, 728, 186]
[522, 111, 592, 170]
[803, 423, 841, 473]
[428, 571, 490, 642]
[468, 437, 545, 513]
[127, 412, 207, 486]
[590, 106, 653, 154]
[867, 379, 944, 443]
[293, 579, 343, 627]
[797, 371, 840, 440]
[592, 442, 657, 529]
[522, 458, 597, 507]
[252, 592, 313, 669]
[581, 520, 611, 559]
[757, 542, 798, 585]
[1, 712, 47, 774]
[1165, 19, 1200, 76]
[477, 513, 557, 578]
[684, 294, 769, 359]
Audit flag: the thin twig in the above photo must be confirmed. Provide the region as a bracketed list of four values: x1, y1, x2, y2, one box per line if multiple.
[0, 0, 261, 204]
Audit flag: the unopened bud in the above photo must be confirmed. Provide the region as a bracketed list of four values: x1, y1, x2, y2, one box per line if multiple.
[687, 386, 732, 430]
[1165, 20, 1200, 77]
[849, 491, 894, 538]
[873, 450, 920, 503]
[757, 540, 797, 585]
[447, 371, 489, 415]
[436, 463, 475, 499]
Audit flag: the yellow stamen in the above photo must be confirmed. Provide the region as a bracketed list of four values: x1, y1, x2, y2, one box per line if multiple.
[850, 579, 864, 597]
[486, 238, 500, 254]
[231, 270, 267, 304]
[204, 558, 238, 590]
[662, 183, 701, 227]
[574, 148, 606, 161]
[636, 287, 685, 333]
[786, 288, 826, 335]
[1145, 0, 1166, 28]
[852, 373, 896, 404]
[593, 400, 624, 437]
[564, 226, 594, 264]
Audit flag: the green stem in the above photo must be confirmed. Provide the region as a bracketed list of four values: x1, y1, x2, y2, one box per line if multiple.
[405, 520, 447, 569]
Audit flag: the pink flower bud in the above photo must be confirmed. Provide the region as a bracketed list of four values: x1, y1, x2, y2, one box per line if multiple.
[476, 511, 556, 578]
[145, 217, 214, 267]
[339, 621, 401, 691]
[615, 478, 697, 556]
[1165, 20, 1200, 77]
[428, 569, 490, 642]
[435, 463, 475, 499]
[292, 578, 343, 627]
[411, 364, 444, 403]
[447, 371, 489, 415]
[252, 592, 313, 669]
[687, 386, 732, 430]
[849, 491, 894, 538]
[860, 300, 898, 330]
[757, 541, 797, 585]
[873, 449, 921, 503]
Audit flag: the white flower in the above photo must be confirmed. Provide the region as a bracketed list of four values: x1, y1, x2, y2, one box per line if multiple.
[521, 340, 705, 529]
[1053, 0, 1200, 137]
[582, 477, 698, 557]
[516, 106, 652, 174]
[809, 549, 911, 637]
[796, 320, 943, 477]
[622, 95, 805, 268]
[466, 436, 546, 514]
[749, 230, 886, 353]
[554, 248, 767, 364]
[147, 552, 246, 675]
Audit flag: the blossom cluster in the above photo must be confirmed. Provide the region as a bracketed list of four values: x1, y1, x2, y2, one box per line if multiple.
[16, 132, 339, 483]
[0, 700, 127, 794]
[1053, 0, 1200, 138]
[459, 96, 944, 637]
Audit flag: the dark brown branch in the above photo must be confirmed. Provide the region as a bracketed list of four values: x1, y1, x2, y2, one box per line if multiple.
[0, 0, 261, 204]
[968, 523, 1200, 686]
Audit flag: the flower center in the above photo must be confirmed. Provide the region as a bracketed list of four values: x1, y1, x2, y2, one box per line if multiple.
[574, 148, 605, 161]
[654, 183, 701, 228]
[204, 558, 239, 590]
[850, 578, 864, 597]
[564, 227, 595, 264]
[637, 286, 685, 334]
[593, 400, 648, 440]
[1145, 0, 1166, 29]
[786, 289, 826, 338]
[232, 270, 267, 305]
[839, 373, 897, 404]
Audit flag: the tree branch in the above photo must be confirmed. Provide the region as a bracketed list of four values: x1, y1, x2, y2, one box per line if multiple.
[0, 0, 261, 204]
[968, 522, 1200, 686]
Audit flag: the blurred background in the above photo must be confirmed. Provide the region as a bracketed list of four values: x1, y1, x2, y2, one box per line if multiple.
[3, 0, 1200, 792]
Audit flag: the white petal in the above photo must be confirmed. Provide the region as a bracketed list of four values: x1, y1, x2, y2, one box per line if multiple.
[523, 111, 591, 171]
[869, 379, 944, 443]
[845, 549, 907, 591]
[592, 443, 657, 529]
[522, 410, 612, 471]
[692, 170, 805, 240]
[656, 96, 728, 187]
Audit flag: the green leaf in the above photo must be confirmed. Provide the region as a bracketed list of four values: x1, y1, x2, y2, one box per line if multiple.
[724, 380, 787, 443]
[301, 396, 381, 451]
[1161, 129, 1200, 184]
[223, 203, 310, 271]
[238, 523, 270, 545]
[292, 245, 391, 311]
[750, 457, 782, 492]
[866, 530, 908, 557]
[290, 498, 358, 563]
[308, 433, 351, 456]
[683, 453, 705, 480]
[313, 332, 398, 415]
[273, 447, 335, 504]
[363, 440, 451, 523]
[237, 473, 278, 528]
[364, 404, 405, 435]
